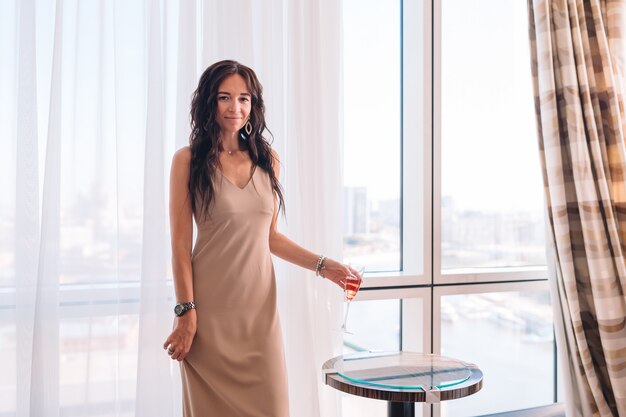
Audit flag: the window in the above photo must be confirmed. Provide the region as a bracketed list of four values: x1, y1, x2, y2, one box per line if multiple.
[341, 1, 555, 416]
[341, 290, 428, 417]
[0, 319, 15, 413]
[342, 0, 402, 272]
[59, 314, 139, 414]
[343, 299, 401, 353]
[1, 3, 169, 415]
[437, 286, 554, 416]
[0, 0, 16, 291]
[440, 0, 544, 272]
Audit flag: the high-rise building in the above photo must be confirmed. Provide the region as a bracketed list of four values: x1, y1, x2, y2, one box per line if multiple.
[343, 186, 368, 235]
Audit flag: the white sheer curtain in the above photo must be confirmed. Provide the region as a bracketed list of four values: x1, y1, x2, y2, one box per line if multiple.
[1, 1, 343, 416]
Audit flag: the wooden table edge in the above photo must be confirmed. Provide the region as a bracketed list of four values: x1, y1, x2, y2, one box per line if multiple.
[322, 354, 483, 403]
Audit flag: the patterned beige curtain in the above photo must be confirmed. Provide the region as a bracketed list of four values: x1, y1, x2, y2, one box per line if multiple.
[528, 0, 626, 416]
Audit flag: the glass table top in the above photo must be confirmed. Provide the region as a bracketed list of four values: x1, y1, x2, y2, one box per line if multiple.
[334, 351, 473, 390]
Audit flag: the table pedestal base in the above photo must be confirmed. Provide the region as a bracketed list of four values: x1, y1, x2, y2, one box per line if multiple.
[387, 402, 415, 417]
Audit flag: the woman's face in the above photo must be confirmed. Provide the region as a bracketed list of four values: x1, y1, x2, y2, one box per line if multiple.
[215, 74, 252, 135]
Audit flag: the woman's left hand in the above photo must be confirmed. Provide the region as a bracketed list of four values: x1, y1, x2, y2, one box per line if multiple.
[319, 258, 362, 289]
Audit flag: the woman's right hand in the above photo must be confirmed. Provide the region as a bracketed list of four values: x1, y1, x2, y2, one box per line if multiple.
[163, 310, 197, 362]
[319, 258, 362, 290]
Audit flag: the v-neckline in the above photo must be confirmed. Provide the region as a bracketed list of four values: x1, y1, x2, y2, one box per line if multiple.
[217, 166, 256, 190]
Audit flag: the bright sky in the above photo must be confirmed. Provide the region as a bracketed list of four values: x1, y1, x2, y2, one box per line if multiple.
[343, 0, 544, 213]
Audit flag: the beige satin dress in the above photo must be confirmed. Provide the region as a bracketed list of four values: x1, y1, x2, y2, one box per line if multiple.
[181, 167, 289, 417]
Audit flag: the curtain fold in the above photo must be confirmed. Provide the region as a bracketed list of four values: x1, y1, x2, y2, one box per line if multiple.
[278, 1, 344, 416]
[31, 0, 63, 413]
[528, 1, 626, 415]
[15, 0, 41, 415]
[136, 0, 173, 416]
[4, 1, 343, 416]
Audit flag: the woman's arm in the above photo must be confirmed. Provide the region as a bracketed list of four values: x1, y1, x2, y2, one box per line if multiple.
[163, 146, 197, 362]
[268, 150, 361, 288]
[269, 229, 353, 288]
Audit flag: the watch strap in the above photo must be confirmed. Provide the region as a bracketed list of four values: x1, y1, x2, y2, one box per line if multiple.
[174, 301, 196, 316]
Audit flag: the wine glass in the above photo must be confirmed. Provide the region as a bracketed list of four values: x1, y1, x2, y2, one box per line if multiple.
[340, 264, 364, 334]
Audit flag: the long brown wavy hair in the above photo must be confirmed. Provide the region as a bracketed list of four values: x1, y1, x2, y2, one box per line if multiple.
[189, 60, 285, 219]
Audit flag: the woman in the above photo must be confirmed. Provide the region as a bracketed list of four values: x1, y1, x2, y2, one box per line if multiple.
[162, 60, 361, 417]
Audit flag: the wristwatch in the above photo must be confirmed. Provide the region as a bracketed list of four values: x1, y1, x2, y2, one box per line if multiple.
[174, 301, 196, 317]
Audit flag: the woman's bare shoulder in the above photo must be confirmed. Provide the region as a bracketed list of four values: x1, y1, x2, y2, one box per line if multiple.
[173, 146, 192, 166]
[270, 148, 280, 162]
[270, 148, 281, 176]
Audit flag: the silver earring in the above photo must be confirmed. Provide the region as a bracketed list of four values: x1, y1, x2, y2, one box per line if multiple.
[245, 120, 253, 135]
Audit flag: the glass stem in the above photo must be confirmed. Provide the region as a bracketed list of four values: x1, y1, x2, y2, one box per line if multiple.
[342, 301, 352, 332]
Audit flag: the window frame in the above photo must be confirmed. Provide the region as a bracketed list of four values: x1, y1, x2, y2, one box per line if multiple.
[353, 1, 556, 416]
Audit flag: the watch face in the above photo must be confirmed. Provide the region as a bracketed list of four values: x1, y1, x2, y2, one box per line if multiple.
[174, 304, 183, 315]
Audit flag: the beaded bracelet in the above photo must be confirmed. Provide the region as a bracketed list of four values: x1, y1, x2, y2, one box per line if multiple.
[315, 255, 327, 277]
